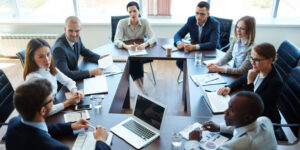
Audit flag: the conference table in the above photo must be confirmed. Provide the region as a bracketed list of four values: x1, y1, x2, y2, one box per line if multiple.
[48, 38, 238, 149]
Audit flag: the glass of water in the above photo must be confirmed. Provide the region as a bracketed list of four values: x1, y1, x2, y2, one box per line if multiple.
[172, 132, 182, 150]
[195, 52, 202, 65]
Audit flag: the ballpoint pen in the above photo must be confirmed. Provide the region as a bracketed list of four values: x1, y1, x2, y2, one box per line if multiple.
[205, 77, 219, 83]
[88, 124, 96, 130]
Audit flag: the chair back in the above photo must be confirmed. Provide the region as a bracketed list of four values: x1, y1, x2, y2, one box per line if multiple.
[111, 15, 130, 42]
[0, 69, 14, 125]
[16, 49, 26, 67]
[277, 67, 300, 136]
[214, 17, 233, 52]
[274, 40, 300, 80]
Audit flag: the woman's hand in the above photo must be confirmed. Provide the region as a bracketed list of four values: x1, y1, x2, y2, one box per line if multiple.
[247, 69, 259, 84]
[217, 86, 231, 96]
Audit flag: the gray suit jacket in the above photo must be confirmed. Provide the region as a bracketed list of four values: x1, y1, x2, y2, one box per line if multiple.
[52, 34, 100, 80]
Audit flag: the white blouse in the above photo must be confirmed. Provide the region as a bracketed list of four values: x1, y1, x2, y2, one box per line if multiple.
[25, 68, 77, 115]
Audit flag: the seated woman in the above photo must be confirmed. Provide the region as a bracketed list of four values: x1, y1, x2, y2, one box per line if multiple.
[217, 43, 283, 123]
[23, 38, 84, 116]
[114, 1, 156, 92]
[207, 16, 256, 74]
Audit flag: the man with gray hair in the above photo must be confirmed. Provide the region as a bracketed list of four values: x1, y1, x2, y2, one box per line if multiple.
[52, 16, 108, 80]
[186, 91, 277, 150]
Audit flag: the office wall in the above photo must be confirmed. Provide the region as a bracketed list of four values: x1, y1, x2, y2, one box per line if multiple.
[0, 23, 299, 51]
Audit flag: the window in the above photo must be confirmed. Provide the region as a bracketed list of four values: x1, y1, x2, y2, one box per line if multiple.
[171, 0, 207, 18]
[0, 0, 13, 18]
[277, 0, 300, 18]
[210, 0, 273, 19]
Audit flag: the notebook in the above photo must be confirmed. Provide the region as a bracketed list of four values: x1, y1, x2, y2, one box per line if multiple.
[72, 131, 113, 150]
[98, 55, 113, 69]
[190, 73, 226, 86]
[112, 55, 128, 62]
[63, 110, 90, 123]
[128, 49, 148, 56]
[161, 44, 178, 52]
[83, 76, 108, 95]
[110, 94, 166, 149]
[199, 85, 230, 114]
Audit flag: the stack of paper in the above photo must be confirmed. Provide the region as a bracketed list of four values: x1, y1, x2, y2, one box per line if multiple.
[84, 76, 108, 95]
[128, 49, 148, 56]
[72, 132, 113, 150]
[190, 73, 226, 86]
[64, 110, 90, 122]
[98, 55, 113, 69]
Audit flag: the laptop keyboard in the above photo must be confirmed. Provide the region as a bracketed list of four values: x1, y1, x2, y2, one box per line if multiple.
[122, 120, 155, 140]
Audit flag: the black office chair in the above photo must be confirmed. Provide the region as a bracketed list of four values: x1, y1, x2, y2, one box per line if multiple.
[274, 67, 300, 145]
[274, 40, 300, 80]
[214, 17, 233, 52]
[111, 15, 156, 85]
[16, 49, 26, 67]
[0, 69, 14, 127]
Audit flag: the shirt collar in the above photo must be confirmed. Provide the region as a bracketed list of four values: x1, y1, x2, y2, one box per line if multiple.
[65, 35, 75, 48]
[237, 38, 248, 46]
[127, 18, 142, 26]
[21, 118, 48, 133]
[196, 19, 206, 28]
[233, 120, 257, 137]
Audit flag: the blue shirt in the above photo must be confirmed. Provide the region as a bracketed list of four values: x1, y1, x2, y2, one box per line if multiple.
[21, 118, 50, 136]
[195, 21, 206, 50]
[232, 38, 250, 68]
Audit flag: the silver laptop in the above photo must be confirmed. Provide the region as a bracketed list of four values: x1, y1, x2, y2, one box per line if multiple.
[110, 94, 166, 149]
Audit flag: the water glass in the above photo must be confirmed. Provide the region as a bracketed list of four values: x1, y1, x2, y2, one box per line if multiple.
[195, 52, 202, 65]
[172, 132, 182, 150]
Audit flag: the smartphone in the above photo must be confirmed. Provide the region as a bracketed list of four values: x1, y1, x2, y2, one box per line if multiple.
[75, 104, 92, 110]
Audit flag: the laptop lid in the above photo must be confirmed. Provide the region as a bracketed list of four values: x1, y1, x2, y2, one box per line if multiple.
[132, 94, 166, 131]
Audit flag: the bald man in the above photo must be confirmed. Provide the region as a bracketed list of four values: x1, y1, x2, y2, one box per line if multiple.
[52, 16, 108, 80]
[187, 91, 277, 150]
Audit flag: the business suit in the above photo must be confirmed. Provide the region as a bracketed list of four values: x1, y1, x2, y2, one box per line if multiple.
[174, 16, 220, 70]
[228, 64, 283, 123]
[52, 34, 100, 80]
[6, 117, 110, 150]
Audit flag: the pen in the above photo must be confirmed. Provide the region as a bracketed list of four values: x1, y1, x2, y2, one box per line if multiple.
[88, 124, 96, 130]
[205, 77, 219, 83]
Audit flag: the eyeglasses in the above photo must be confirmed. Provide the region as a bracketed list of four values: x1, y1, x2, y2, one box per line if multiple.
[248, 56, 267, 63]
[236, 26, 246, 31]
[196, 12, 207, 16]
[40, 98, 53, 108]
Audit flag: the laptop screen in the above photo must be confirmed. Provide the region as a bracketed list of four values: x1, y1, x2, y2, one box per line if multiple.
[133, 95, 165, 130]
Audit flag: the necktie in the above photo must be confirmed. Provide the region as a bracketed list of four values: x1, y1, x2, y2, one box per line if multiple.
[73, 43, 78, 56]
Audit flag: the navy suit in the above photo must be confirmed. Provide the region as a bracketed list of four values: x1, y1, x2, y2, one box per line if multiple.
[52, 34, 100, 80]
[174, 16, 220, 70]
[6, 117, 110, 150]
[228, 64, 283, 123]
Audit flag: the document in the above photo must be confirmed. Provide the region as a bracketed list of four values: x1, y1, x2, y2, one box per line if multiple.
[161, 44, 178, 51]
[65, 89, 84, 100]
[128, 49, 148, 56]
[103, 64, 122, 75]
[98, 55, 113, 69]
[64, 110, 90, 123]
[205, 91, 231, 113]
[84, 76, 108, 95]
[190, 73, 226, 86]
[180, 122, 228, 150]
[72, 132, 113, 150]
[112, 55, 128, 62]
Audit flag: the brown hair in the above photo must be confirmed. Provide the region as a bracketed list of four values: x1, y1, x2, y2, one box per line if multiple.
[13, 79, 52, 121]
[253, 42, 276, 62]
[23, 38, 56, 80]
[234, 16, 256, 46]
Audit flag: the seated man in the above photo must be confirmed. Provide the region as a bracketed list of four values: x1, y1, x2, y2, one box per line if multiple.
[6, 79, 110, 150]
[187, 91, 277, 150]
[52, 16, 108, 80]
[174, 1, 220, 71]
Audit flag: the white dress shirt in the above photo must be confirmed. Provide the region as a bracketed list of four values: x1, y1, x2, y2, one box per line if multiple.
[25, 68, 77, 115]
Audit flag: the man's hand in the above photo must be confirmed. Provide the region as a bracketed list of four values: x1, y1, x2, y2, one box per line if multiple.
[89, 68, 103, 76]
[93, 126, 108, 142]
[247, 69, 259, 84]
[184, 43, 196, 51]
[202, 121, 220, 132]
[177, 42, 184, 49]
[99, 54, 109, 59]
[189, 129, 202, 141]
[71, 119, 89, 131]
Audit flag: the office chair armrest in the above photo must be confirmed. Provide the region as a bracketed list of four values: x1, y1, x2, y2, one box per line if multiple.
[273, 123, 300, 145]
[273, 123, 300, 127]
[219, 42, 231, 52]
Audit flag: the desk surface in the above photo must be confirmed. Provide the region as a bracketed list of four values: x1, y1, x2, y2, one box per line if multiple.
[50, 38, 238, 149]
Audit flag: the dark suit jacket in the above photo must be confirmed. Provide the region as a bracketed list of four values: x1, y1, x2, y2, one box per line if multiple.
[52, 34, 100, 80]
[174, 16, 220, 50]
[6, 117, 110, 150]
[228, 64, 283, 123]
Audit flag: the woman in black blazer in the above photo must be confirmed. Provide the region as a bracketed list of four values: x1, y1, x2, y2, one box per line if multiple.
[218, 43, 283, 123]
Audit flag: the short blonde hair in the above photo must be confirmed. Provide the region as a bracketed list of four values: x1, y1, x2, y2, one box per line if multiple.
[65, 16, 81, 26]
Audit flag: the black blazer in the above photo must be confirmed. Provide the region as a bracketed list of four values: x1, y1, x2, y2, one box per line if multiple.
[6, 117, 110, 150]
[174, 16, 220, 50]
[52, 34, 100, 80]
[228, 64, 283, 123]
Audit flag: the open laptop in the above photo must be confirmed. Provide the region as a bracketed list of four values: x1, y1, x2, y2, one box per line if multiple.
[199, 85, 230, 114]
[110, 94, 166, 149]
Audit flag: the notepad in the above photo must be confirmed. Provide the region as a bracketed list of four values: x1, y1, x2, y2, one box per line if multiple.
[128, 49, 148, 56]
[98, 55, 113, 69]
[64, 110, 90, 123]
[190, 73, 226, 86]
[84, 76, 108, 95]
[161, 44, 178, 51]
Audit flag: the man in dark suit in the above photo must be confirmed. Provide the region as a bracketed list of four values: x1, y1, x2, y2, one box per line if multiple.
[174, 1, 220, 70]
[6, 79, 110, 150]
[52, 16, 108, 80]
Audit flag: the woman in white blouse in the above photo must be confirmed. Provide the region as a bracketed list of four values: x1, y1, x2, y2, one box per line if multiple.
[114, 1, 156, 92]
[207, 16, 256, 75]
[23, 38, 84, 115]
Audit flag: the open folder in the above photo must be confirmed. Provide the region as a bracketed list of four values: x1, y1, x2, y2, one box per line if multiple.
[84, 76, 108, 95]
